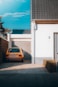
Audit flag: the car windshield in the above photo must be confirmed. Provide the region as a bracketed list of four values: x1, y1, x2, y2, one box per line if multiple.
[9, 48, 20, 52]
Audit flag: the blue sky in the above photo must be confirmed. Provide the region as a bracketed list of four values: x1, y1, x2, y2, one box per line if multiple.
[0, 0, 30, 30]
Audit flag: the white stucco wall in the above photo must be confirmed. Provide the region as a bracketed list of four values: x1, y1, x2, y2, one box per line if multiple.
[11, 34, 31, 39]
[35, 24, 58, 59]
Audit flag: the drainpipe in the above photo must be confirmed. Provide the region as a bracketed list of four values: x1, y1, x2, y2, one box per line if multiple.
[34, 22, 37, 64]
[32, 21, 37, 64]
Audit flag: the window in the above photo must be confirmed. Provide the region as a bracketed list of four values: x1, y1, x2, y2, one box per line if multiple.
[9, 48, 20, 52]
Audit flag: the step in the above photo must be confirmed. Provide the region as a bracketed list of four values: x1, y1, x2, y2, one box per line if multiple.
[43, 59, 56, 73]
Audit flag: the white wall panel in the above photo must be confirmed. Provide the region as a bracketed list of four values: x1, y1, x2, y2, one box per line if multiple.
[35, 24, 58, 59]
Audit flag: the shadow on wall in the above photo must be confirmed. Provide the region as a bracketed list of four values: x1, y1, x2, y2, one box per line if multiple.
[12, 41, 18, 47]
[12, 41, 31, 62]
[23, 50, 31, 61]
[0, 38, 8, 63]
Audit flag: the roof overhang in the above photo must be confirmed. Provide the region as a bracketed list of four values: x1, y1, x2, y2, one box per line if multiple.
[33, 20, 58, 24]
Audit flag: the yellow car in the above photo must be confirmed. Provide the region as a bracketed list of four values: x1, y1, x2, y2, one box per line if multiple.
[6, 47, 24, 62]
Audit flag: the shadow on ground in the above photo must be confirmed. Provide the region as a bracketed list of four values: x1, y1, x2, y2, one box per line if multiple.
[0, 64, 58, 87]
[0, 67, 48, 74]
[0, 62, 31, 69]
[0, 63, 22, 69]
[0, 72, 58, 87]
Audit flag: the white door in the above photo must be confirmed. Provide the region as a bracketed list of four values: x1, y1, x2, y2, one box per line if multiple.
[54, 33, 58, 62]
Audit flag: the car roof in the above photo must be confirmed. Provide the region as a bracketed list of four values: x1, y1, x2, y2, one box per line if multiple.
[9, 47, 21, 49]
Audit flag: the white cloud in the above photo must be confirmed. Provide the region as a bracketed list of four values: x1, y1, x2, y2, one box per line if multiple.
[0, 0, 26, 3]
[16, 0, 26, 2]
[1, 13, 13, 17]
[13, 11, 30, 17]
[0, 11, 30, 18]
[9, 0, 26, 3]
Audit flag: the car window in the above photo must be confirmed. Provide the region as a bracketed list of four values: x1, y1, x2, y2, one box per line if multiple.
[9, 48, 20, 52]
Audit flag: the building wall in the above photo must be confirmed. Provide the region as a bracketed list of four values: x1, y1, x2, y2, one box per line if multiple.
[10, 34, 31, 61]
[35, 24, 58, 64]
[0, 37, 8, 63]
[12, 39, 31, 53]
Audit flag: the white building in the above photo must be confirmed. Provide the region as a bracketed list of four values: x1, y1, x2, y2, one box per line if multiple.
[8, 0, 58, 64]
[32, 0, 58, 64]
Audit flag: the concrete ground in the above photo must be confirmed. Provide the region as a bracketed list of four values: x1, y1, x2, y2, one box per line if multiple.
[0, 62, 58, 87]
[0, 62, 47, 74]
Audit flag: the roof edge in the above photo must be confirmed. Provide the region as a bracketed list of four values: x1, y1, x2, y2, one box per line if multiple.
[34, 20, 58, 24]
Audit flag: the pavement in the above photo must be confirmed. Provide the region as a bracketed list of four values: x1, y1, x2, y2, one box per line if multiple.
[0, 63, 58, 87]
[0, 63, 47, 74]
